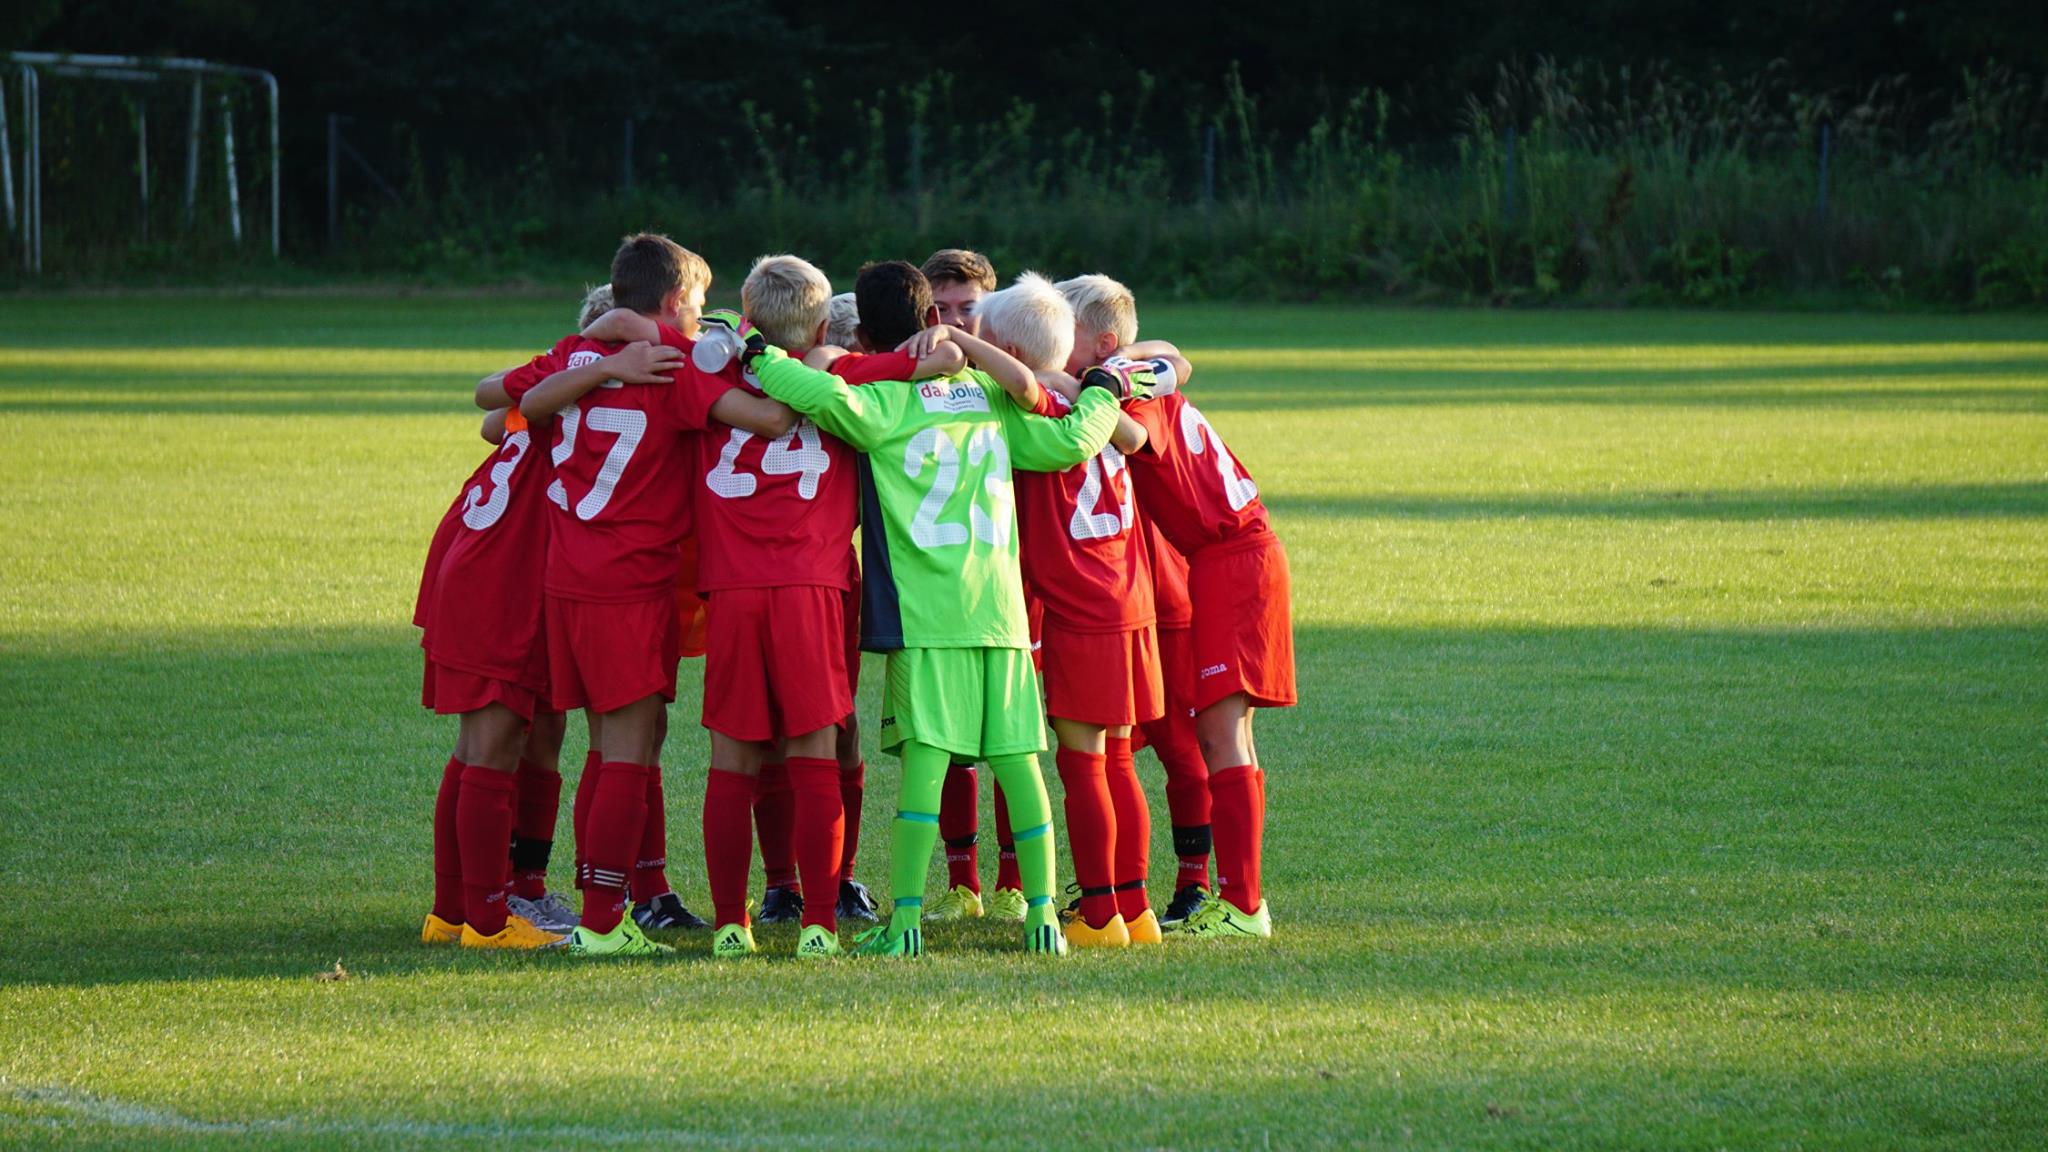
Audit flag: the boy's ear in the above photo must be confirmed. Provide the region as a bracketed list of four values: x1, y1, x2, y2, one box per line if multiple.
[923, 304, 941, 330]
[662, 288, 686, 318]
[813, 318, 830, 348]
[1096, 330, 1120, 360]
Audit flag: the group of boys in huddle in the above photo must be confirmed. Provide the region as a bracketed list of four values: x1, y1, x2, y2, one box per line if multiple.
[413, 234, 1294, 959]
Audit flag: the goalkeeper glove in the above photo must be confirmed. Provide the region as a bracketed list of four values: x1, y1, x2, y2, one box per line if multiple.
[1102, 355, 1178, 397]
[1079, 359, 1158, 402]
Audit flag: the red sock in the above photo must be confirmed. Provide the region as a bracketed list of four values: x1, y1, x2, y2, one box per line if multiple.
[431, 756, 464, 923]
[510, 759, 562, 900]
[993, 778, 1022, 892]
[788, 757, 844, 932]
[1105, 735, 1151, 922]
[1209, 764, 1264, 914]
[631, 764, 671, 903]
[703, 767, 757, 928]
[839, 760, 865, 875]
[456, 765, 518, 936]
[579, 761, 650, 933]
[1148, 716, 1211, 890]
[939, 762, 980, 893]
[571, 750, 601, 890]
[1055, 748, 1118, 930]
[755, 759, 799, 894]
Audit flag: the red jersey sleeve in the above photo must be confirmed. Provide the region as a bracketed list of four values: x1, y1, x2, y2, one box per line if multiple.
[828, 350, 917, 386]
[666, 360, 745, 431]
[1126, 396, 1173, 457]
[501, 336, 574, 403]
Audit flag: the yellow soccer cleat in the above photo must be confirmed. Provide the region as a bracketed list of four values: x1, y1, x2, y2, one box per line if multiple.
[422, 913, 463, 946]
[1065, 913, 1132, 949]
[985, 887, 1028, 922]
[1175, 896, 1272, 940]
[712, 922, 758, 959]
[796, 924, 844, 959]
[460, 915, 566, 950]
[922, 884, 985, 922]
[1125, 908, 1164, 945]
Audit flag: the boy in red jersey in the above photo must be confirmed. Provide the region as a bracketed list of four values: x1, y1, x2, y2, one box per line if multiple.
[507, 233, 796, 958]
[587, 254, 965, 957]
[980, 273, 1168, 948]
[1060, 274, 1292, 940]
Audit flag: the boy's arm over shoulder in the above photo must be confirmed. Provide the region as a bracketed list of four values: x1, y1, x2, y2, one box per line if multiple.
[750, 347, 893, 452]
[998, 382, 1119, 473]
[519, 341, 684, 420]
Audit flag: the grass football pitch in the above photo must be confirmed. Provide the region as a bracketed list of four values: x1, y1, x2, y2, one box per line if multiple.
[1, 296, 2044, 1150]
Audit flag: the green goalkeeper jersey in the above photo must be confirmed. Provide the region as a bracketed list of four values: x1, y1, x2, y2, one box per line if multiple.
[751, 349, 1119, 651]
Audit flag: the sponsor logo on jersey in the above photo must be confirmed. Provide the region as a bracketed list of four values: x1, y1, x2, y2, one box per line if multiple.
[567, 348, 622, 388]
[1198, 662, 1230, 679]
[918, 379, 991, 414]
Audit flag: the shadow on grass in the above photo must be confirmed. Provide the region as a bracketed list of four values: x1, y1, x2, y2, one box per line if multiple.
[1265, 480, 2048, 521]
[2, 620, 2042, 991]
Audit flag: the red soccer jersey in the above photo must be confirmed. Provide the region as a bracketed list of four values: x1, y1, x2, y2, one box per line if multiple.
[1123, 392, 1272, 558]
[692, 350, 917, 593]
[1015, 389, 1157, 633]
[1145, 520, 1193, 629]
[504, 330, 738, 603]
[415, 408, 554, 687]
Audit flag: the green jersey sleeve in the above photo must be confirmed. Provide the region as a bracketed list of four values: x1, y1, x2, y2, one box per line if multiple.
[751, 348, 893, 452]
[998, 385, 1119, 473]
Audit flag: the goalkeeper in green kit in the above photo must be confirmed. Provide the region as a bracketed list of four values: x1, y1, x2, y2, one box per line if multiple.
[726, 260, 1137, 957]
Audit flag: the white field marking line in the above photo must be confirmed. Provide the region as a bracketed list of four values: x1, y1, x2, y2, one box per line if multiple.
[6, 1086, 895, 1149]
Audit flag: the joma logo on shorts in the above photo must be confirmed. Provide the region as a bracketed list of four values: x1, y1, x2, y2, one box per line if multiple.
[918, 381, 990, 414]
[1199, 662, 1229, 679]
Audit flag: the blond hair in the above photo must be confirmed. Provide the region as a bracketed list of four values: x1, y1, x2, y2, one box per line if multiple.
[1055, 273, 1138, 347]
[825, 292, 860, 349]
[577, 283, 615, 329]
[976, 272, 1075, 372]
[742, 254, 833, 350]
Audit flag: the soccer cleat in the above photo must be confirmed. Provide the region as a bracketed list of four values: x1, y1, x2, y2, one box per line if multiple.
[712, 922, 759, 959]
[508, 890, 577, 933]
[1055, 882, 1084, 925]
[1025, 908, 1069, 957]
[567, 918, 675, 957]
[796, 924, 844, 959]
[922, 884, 984, 922]
[632, 892, 710, 931]
[1065, 913, 1131, 949]
[985, 887, 1028, 922]
[851, 924, 923, 958]
[837, 878, 880, 922]
[461, 915, 566, 950]
[1175, 896, 1272, 940]
[1125, 908, 1165, 945]
[421, 913, 463, 945]
[757, 885, 804, 924]
[1160, 884, 1210, 929]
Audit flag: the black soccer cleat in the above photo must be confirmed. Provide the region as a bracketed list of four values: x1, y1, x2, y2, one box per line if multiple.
[837, 878, 880, 922]
[631, 891, 709, 931]
[756, 885, 805, 924]
[1160, 884, 1210, 929]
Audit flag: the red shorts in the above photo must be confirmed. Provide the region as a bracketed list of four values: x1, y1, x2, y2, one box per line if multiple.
[421, 658, 541, 721]
[1133, 624, 1197, 753]
[1188, 539, 1297, 711]
[1040, 623, 1166, 728]
[676, 537, 709, 660]
[843, 569, 863, 695]
[702, 585, 853, 741]
[545, 595, 680, 714]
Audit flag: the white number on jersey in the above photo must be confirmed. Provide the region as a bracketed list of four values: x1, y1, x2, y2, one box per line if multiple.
[904, 428, 969, 548]
[461, 429, 530, 531]
[545, 404, 648, 521]
[1178, 404, 1259, 512]
[965, 426, 1012, 546]
[706, 420, 832, 502]
[1067, 444, 1133, 542]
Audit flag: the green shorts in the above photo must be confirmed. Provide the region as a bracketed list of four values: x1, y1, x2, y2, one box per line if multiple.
[878, 646, 1046, 760]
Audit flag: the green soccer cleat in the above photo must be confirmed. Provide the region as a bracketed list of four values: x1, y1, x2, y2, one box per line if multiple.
[1175, 896, 1272, 940]
[796, 924, 844, 959]
[984, 887, 1028, 922]
[566, 918, 675, 958]
[922, 884, 984, 922]
[712, 922, 758, 959]
[1024, 903, 1069, 956]
[851, 924, 923, 958]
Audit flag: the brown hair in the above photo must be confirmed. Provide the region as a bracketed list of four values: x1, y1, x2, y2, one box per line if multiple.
[610, 233, 710, 314]
[920, 248, 996, 291]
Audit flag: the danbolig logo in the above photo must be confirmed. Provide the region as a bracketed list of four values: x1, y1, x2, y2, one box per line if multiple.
[918, 380, 990, 414]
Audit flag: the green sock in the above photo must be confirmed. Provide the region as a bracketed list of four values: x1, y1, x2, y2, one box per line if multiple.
[889, 742, 952, 934]
[988, 753, 1057, 921]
